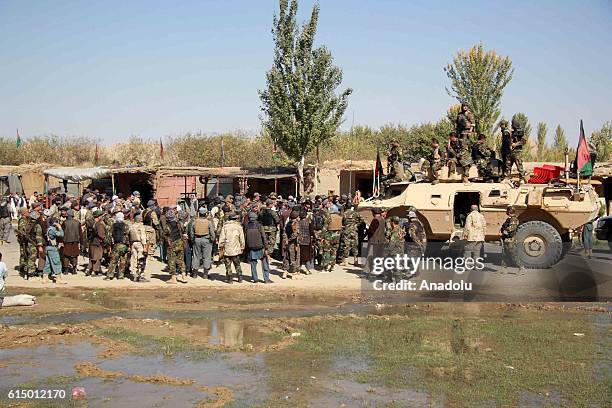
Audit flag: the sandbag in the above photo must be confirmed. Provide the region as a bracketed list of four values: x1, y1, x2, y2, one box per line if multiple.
[1, 294, 37, 307]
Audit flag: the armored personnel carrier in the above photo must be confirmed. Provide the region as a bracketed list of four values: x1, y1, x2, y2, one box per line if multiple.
[357, 178, 600, 269]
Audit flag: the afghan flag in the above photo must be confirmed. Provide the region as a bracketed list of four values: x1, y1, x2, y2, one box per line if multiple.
[160, 138, 164, 159]
[16, 129, 22, 148]
[574, 120, 593, 177]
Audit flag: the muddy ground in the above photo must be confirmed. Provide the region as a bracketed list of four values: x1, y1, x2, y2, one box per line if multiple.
[0, 288, 610, 407]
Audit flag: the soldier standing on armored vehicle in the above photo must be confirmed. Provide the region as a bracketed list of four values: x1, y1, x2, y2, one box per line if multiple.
[456, 103, 475, 140]
[500, 206, 520, 268]
[499, 120, 511, 177]
[505, 116, 528, 183]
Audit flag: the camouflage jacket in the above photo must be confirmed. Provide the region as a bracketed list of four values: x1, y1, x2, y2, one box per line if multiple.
[386, 224, 405, 254]
[510, 129, 527, 152]
[472, 142, 492, 161]
[406, 219, 427, 246]
[26, 220, 44, 246]
[448, 140, 461, 158]
[388, 145, 403, 165]
[342, 209, 364, 233]
[456, 111, 475, 135]
[16, 217, 29, 242]
[429, 146, 446, 163]
[500, 215, 519, 240]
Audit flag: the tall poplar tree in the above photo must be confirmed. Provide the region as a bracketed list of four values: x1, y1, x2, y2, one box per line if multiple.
[444, 43, 514, 136]
[259, 0, 352, 192]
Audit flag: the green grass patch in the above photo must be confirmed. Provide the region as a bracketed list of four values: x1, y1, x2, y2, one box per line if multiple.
[96, 327, 214, 360]
[263, 311, 610, 407]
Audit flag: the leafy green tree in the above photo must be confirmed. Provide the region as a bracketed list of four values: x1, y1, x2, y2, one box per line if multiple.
[536, 122, 548, 161]
[590, 121, 611, 161]
[444, 43, 514, 137]
[0, 137, 21, 165]
[552, 125, 568, 161]
[259, 0, 352, 192]
[511, 113, 531, 139]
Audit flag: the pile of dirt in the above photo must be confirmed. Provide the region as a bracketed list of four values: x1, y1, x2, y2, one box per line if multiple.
[73, 362, 233, 407]
[75, 362, 124, 378]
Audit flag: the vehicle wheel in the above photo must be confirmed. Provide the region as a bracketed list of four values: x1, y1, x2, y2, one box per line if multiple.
[513, 221, 563, 269]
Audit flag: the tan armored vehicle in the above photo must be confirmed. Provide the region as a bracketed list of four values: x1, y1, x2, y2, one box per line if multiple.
[357, 179, 600, 269]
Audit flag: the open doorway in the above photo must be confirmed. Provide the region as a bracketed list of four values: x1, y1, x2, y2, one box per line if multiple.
[453, 191, 480, 227]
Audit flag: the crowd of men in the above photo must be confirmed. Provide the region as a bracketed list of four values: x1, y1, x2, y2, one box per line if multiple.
[1, 182, 534, 285]
[2, 188, 436, 284]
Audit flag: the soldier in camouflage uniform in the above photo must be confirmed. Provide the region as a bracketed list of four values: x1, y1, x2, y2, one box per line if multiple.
[456, 102, 475, 140]
[320, 205, 342, 272]
[310, 202, 327, 266]
[446, 132, 472, 184]
[340, 203, 365, 266]
[382, 139, 406, 189]
[421, 138, 445, 184]
[105, 212, 130, 280]
[259, 199, 280, 258]
[404, 211, 427, 277]
[499, 120, 512, 177]
[23, 211, 44, 278]
[385, 216, 405, 282]
[16, 208, 30, 277]
[500, 206, 520, 268]
[164, 210, 187, 284]
[102, 209, 114, 267]
[506, 116, 528, 182]
[472, 134, 493, 180]
[142, 200, 160, 257]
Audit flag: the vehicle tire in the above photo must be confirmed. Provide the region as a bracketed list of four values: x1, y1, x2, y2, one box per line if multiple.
[513, 221, 563, 269]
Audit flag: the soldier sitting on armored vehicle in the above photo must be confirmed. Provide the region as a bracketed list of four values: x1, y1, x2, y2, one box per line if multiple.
[445, 132, 473, 184]
[381, 139, 410, 191]
[471, 134, 502, 182]
[421, 138, 446, 184]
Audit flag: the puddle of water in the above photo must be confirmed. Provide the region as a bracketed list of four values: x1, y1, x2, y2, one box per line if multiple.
[311, 378, 442, 407]
[0, 303, 373, 326]
[0, 342, 269, 407]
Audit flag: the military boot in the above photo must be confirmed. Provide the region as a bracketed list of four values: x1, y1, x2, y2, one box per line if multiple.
[281, 270, 288, 279]
[340, 259, 348, 267]
[227, 273, 233, 284]
[462, 175, 471, 185]
[167, 275, 177, 284]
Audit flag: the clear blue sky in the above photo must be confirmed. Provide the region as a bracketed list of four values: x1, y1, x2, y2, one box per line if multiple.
[1, 0, 610, 145]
